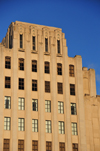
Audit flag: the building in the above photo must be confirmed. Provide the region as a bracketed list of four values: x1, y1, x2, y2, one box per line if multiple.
[0, 21, 100, 151]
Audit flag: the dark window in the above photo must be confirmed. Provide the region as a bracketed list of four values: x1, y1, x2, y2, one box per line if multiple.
[32, 60, 37, 72]
[69, 65, 74, 77]
[45, 81, 50, 93]
[5, 96, 11, 109]
[20, 34, 23, 48]
[18, 140, 24, 151]
[19, 58, 24, 70]
[71, 103, 77, 115]
[19, 78, 24, 90]
[57, 83, 63, 94]
[46, 142, 52, 151]
[70, 84, 75, 95]
[45, 62, 50, 74]
[3, 139, 10, 151]
[32, 140, 38, 151]
[32, 36, 35, 50]
[5, 77, 11, 88]
[5, 57, 11, 69]
[59, 142, 65, 151]
[32, 80, 37, 91]
[32, 99, 38, 111]
[57, 63, 62, 75]
[45, 38, 48, 52]
[9, 34, 12, 49]
[72, 143, 78, 151]
[57, 40, 60, 54]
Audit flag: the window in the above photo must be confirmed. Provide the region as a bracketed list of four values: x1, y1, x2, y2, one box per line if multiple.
[46, 142, 52, 151]
[4, 117, 11, 130]
[18, 118, 25, 131]
[32, 141, 38, 151]
[71, 103, 76, 115]
[57, 40, 60, 54]
[45, 100, 51, 112]
[45, 62, 50, 74]
[70, 84, 75, 95]
[45, 81, 50, 93]
[45, 120, 51, 133]
[32, 99, 38, 111]
[9, 33, 12, 49]
[57, 83, 63, 94]
[18, 140, 24, 151]
[57, 63, 62, 75]
[72, 143, 78, 151]
[32, 60, 37, 72]
[58, 121, 64, 134]
[32, 36, 35, 50]
[58, 102, 64, 114]
[5, 96, 11, 109]
[5, 77, 11, 88]
[3, 139, 10, 151]
[18, 98, 25, 110]
[45, 38, 48, 52]
[20, 34, 23, 48]
[19, 78, 24, 90]
[32, 119, 38, 132]
[19, 58, 24, 70]
[71, 123, 78, 135]
[69, 65, 74, 77]
[59, 142, 65, 151]
[32, 80, 37, 91]
[5, 57, 11, 69]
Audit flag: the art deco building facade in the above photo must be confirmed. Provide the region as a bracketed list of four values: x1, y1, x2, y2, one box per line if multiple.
[0, 21, 100, 151]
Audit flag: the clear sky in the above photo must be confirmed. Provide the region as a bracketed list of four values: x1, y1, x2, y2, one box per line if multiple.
[0, 0, 100, 94]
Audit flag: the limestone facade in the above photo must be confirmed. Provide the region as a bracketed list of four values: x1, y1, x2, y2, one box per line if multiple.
[0, 21, 100, 151]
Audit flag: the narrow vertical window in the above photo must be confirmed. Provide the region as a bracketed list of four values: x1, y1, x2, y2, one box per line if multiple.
[46, 142, 52, 151]
[69, 65, 74, 77]
[3, 139, 10, 151]
[5, 77, 11, 88]
[5, 96, 11, 109]
[45, 38, 48, 52]
[45, 81, 50, 93]
[45, 120, 52, 133]
[32, 60, 37, 72]
[32, 80, 37, 91]
[20, 34, 23, 48]
[58, 121, 65, 134]
[45, 100, 51, 112]
[72, 143, 78, 151]
[59, 142, 65, 151]
[5, 57, 11, 69]
[4, 117, 11, 130]
[32, 119, 38, 132]
[32, 99, 38, 111]
[32, 36, 35, 50]
[45, 62, 50, 73]
[57, 83, 63, 94]
[57, 63, 62, 75]
[9, 34, 12, 49]
[71, 123, 78, 135]
[19, 78, 24, 90]
[19, 58, 24, 70]
[70, 84, 75, 95]
[71, 103, 77, 115]
[58, 101, 64, 114]
[18, 118, 25, 131]
[18, 98, 25, 110]
[18, 140, 24, 151]
[57, 40, 60, 54]
[32, 141, 38, 151]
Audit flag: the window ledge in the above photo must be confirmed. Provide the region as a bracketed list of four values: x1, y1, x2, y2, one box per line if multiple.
[31, 50, 38, 54]
[18, 48, 25, 52]
[44, 52, 50, 55]
[57, 54, 62, 57]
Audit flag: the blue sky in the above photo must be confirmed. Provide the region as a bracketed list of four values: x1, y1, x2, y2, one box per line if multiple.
[0, 0, 100, 94]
